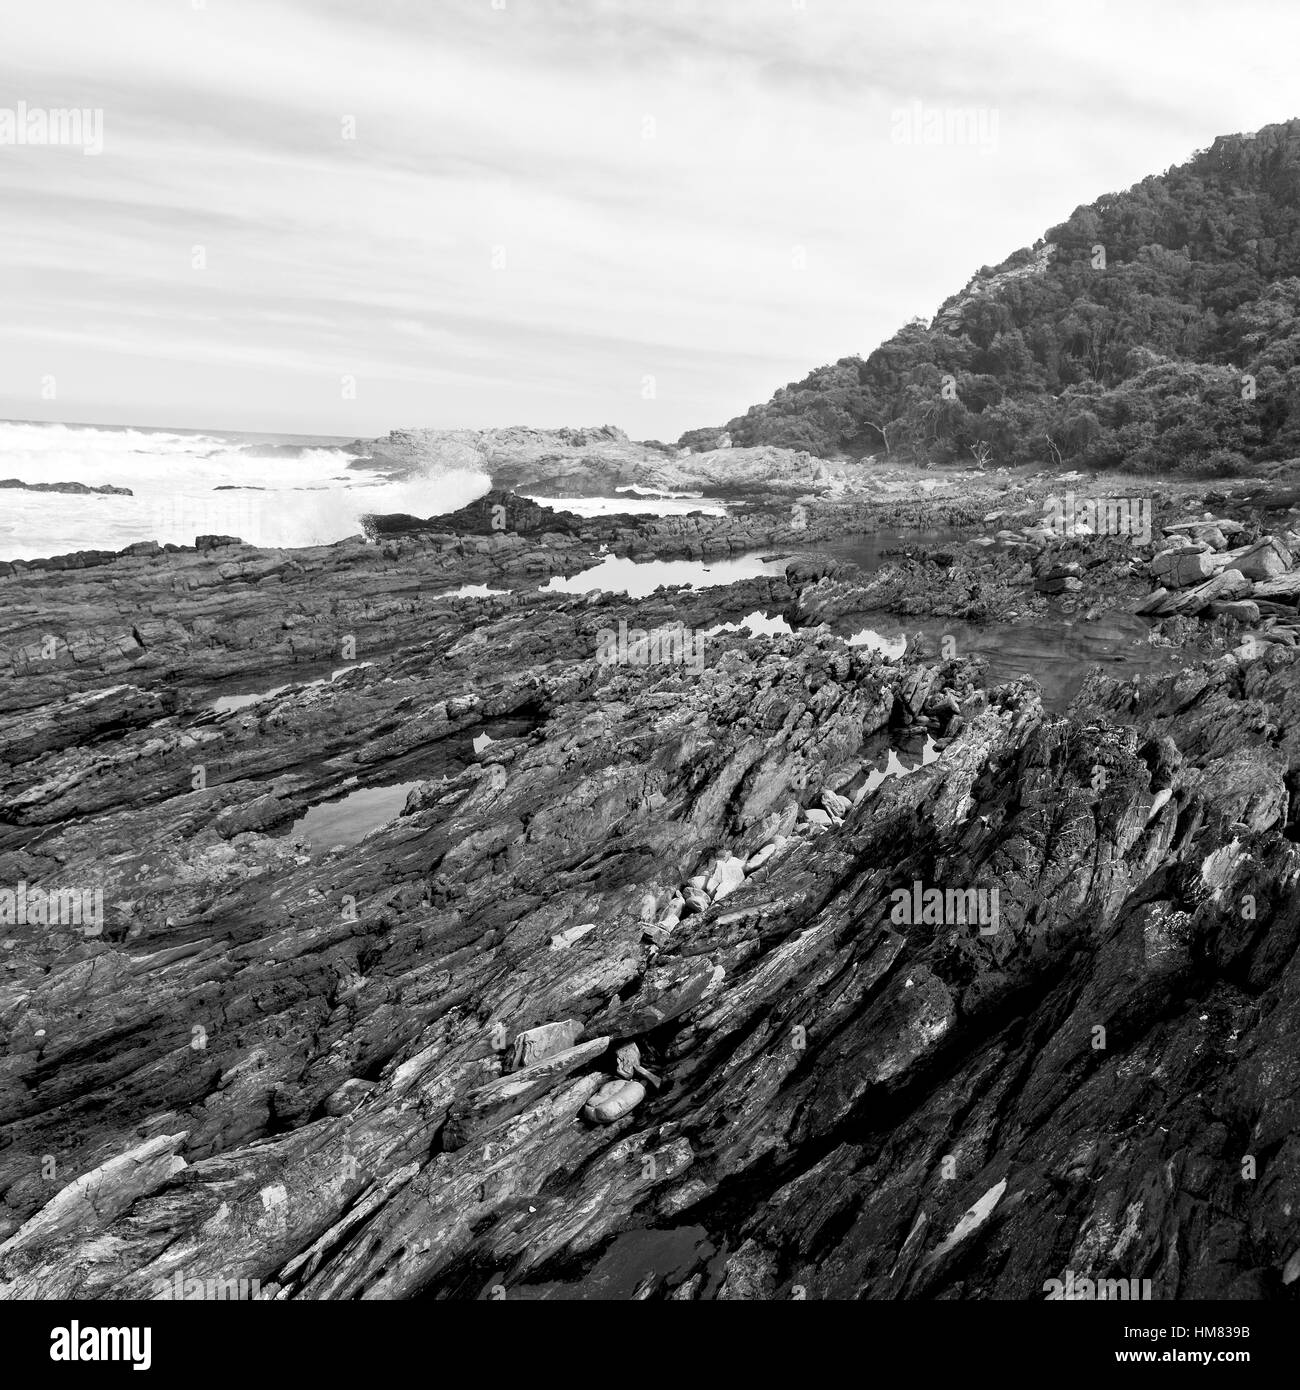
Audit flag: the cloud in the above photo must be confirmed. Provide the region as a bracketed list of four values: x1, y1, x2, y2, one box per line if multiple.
[3, 0, 1300, 435]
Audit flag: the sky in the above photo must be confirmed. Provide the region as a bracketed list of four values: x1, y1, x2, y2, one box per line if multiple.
[3, 0, 1300, 440]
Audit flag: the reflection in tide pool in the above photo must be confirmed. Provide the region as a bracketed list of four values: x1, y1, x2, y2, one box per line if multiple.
[705, 610, 794, 639]
[816, 528, 971, 571]
[289, 780, 420, 854]
[847, 627, 908, 659]
[211, 662, 371, 714]
[545, 552, 787, 599]
[442, 582, 508, 598]
[861, 737, 940, 796]
[838, 612, 1181, 712]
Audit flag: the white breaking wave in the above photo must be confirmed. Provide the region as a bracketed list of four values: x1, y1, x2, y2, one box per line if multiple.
[0, 420, 492, 559]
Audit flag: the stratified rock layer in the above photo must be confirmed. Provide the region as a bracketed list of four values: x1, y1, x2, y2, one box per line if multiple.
[1, 495, 1298, 1302]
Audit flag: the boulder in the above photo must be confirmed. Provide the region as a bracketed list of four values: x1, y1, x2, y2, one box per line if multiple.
[705, 854, 747, 902]
[681, 885, 710, 916]
[821, 789, 851, 820]
[1150, 540, 1198, 579]
[510, 1020, 582, 1071]
[745, 842, 778, 873]
[1205, 543, 1257, 573]
[1208, 600, 1261, 624]
[1226, 538, 1291, 583]
[1166, 550, 1216, 588]
[582, 1079, 646, 1125]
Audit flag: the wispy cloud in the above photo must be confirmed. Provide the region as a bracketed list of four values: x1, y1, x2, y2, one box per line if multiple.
[3, 0, 1299, 435]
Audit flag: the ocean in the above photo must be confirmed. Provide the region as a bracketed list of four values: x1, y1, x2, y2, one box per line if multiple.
[0, 420, 493, 562]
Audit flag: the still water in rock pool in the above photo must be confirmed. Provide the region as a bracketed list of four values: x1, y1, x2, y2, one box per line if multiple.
[841, 611, 1183, 712]
[544, 551, 787, 598]
[210, 662, 369, 713]
[547, 547, 1179, 712]
[815, 527, 973, 569]
[544, 530, 966, 599]
[289, 781, 421, 854]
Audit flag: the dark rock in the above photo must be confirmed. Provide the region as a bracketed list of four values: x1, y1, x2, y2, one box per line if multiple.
[2, 488, 1299, 1304]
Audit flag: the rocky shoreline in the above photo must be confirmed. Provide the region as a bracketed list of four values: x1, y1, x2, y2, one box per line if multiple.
[0, 478, 133, 497]
[2, 472, 1300, 1300]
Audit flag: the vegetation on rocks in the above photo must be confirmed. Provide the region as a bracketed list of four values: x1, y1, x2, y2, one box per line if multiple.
[701, 121, 1300, 479]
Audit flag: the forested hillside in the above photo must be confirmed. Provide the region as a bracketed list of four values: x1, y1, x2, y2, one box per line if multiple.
[698, 120, 1300, 476]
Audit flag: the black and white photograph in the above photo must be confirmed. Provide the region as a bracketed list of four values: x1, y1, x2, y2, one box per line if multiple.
[1, 0, 1298, 1367]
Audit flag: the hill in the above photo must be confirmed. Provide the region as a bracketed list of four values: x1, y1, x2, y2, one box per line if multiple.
[698, 120, 1300, 477]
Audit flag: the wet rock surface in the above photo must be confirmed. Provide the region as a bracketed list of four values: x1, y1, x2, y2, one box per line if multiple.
[1, 482, 1299, 1302]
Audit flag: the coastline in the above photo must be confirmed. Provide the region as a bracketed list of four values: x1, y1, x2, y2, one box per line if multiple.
[3, 463, 1299, 1297]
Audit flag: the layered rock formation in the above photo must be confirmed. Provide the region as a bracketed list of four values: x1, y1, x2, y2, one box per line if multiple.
[1, 490, 1298, 1302]
[348, 425, 843, 499]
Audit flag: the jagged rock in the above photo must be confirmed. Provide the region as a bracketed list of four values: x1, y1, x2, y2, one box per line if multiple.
[4, 488, 1300, 1304]
[1135, 585, 1171, 615]
[898, 667, 936, 717]
[1252, 572, 1300, 601]
[1164, 517, 1245, 543]
[215, 793, 290, 838]
[0, 478, 133, 497]
[445, 1038, 611, 1150]
[0, 1133, 189, 1269]
[323, 1079, 377, 1117]
[510, 1020, 583, 1071]
[1146, 568, 1253, 616]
